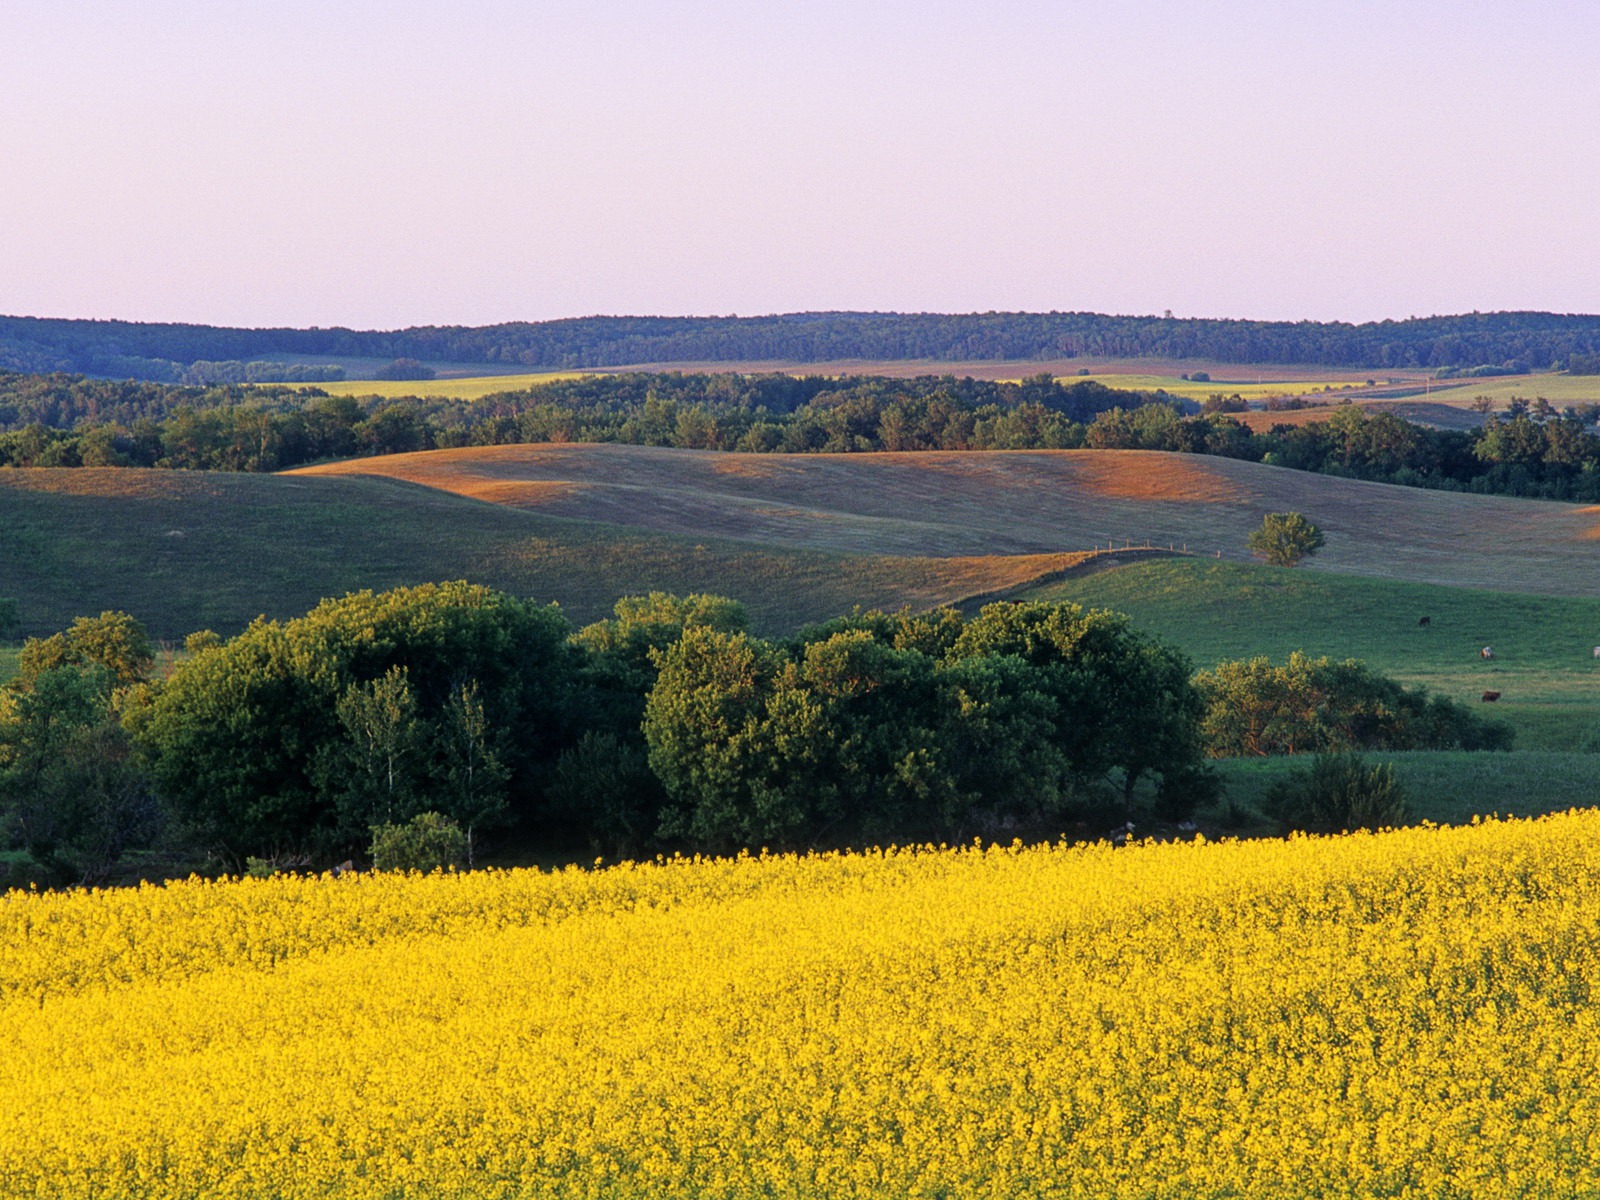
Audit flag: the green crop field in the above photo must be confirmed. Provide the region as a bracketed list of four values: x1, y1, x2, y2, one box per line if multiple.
[1013, 558, 1600, 750]
[0, 468, 1082, 641]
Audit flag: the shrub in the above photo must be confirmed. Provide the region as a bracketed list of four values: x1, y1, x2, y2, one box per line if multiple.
[369, 811, 467, 873]
[1195, 652, 1514, 758]
[1267, 753, 1407, 833]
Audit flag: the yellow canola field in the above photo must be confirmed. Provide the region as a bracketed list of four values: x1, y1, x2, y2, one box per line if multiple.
[5, 816, 1600, 1199]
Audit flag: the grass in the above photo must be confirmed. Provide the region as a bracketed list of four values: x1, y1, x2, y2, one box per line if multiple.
[1209, 751, 1600, 828]
[0, 647, 16, 686]
[294, 444, 1600, 597]
[1013, 557, 1600, 750]
[0, 468, 1086, 641]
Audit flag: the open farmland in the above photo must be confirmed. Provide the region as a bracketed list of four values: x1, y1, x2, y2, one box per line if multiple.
[1213, 751, 1600, 825]
[1231, 400, 1492, 432]
[6, 815, 1600, 1197]
[0, 468, 1088, 639]
[1013, 558, 1600, 751]
[307, 370, 591, 400]
[293, 444, 1600, 597]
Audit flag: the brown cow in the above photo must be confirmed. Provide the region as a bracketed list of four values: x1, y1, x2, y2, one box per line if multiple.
[1419, 616, 1431, 627]
[1481, 691, 1501, 702]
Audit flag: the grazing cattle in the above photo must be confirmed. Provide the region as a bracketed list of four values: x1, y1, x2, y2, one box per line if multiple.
[1419, 616, 1431, 627]
[1480, 646, 1494, 659]
[1481, 691, 1501, 702]
[1594, 646, 1600, 658]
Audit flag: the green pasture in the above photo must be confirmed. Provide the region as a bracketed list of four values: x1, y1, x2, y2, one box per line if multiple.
[1012, 558, 1600, 751]
[0, 469, 1041, 643]
[1209, 751, 1600, 829]
[0, 647, 17, 686]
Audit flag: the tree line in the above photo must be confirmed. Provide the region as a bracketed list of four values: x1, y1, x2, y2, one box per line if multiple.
[4, 368, 1600, 502]
[0, 586, 1509, 887]
[8, 310, 1600, 378]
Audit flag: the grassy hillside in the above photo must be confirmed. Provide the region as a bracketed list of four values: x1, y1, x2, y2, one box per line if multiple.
[1212, 751, 1600, 826]
[0, 468, 1088, 640]
[1012, 558, 1600, 750]
[294, 444, 1600, 597]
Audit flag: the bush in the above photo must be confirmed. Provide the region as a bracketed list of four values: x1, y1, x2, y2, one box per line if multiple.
[1195, 652, 1514, 758]
[369, 811, 467, 872]
[1267, 753, 1407, 833]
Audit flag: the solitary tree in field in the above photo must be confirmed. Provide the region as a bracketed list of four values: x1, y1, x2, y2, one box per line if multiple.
[1247, 511, 1325, 567]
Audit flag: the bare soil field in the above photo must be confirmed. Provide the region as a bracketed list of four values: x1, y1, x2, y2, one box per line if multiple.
[293, 444, 1600, 598]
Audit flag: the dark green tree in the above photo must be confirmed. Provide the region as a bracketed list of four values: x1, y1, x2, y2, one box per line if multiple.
[0, 665, 158, 883]
[137, 582, 573, 858]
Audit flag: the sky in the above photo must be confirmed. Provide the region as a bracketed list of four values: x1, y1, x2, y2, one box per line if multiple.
[4, 0, 1599, 330]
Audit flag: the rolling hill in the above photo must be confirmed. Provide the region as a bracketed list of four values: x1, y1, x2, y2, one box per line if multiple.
[0, 467, 1090, 639]
[291, 444, 1600, 597]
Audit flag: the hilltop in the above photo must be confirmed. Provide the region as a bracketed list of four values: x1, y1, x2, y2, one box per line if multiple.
[0, 466, 1090, 639]
[293, 444, 1600, 596]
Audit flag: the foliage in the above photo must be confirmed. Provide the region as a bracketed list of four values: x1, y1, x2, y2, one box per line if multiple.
[6, 816, 1600, 1195]
[6, 360, 1600, 503]
[644, 601, 1204, 845]
[368, 811, 467, 872]
[1246, 510, 1325, 567]
[948, 601, 1205, 809]
[10, 309, 1600, 378]
[136, 582, 572, 857]
[0, 664, 157, 883]
[373, 357, 436, 382]
[1266, 751, 1408, 833]
[15, 610, 154, 688]
[1194, 651, 1513, 757]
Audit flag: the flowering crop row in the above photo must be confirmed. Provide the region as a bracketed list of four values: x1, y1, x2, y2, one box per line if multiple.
[4, 815, 1600, 1198]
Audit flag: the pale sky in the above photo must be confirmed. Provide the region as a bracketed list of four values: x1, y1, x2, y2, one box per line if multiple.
[4, 1, 1598, 329]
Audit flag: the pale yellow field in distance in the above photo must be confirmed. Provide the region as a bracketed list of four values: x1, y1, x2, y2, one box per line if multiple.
[1067, 373, 1374, 400]
[304, 371, 592, 400]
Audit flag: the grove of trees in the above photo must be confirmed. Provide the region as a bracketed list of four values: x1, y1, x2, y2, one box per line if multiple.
[5, 368, 1599, 502]
[0, 587, 1512, 888]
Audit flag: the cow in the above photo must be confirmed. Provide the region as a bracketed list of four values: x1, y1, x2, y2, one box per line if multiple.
[1480, 646, 1494, 659]
[1481, 691, 1501, 702]
[1419, 616, 1431, 627]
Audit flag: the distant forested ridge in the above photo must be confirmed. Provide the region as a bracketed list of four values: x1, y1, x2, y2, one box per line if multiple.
[7, 310, 1600, 378]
